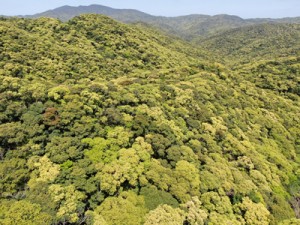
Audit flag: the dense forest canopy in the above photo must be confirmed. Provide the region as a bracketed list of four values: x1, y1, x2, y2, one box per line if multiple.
[0, 14, 300, 225]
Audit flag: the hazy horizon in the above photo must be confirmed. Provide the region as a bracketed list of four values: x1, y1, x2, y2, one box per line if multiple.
[0, 0, 299, 19]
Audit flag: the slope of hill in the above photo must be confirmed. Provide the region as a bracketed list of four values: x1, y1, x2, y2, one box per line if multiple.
[0, 15, 300, 225]
[198, 23, 300, 64]
[23, 4, 300, 40]
[198, 22, 300, 100]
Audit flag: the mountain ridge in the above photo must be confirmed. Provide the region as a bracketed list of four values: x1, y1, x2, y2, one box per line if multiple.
[21, 4, 300, 39]
[23, 4, 300, 21]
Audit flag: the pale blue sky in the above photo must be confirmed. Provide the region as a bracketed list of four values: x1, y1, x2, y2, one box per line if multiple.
[0, 0, 299, 18]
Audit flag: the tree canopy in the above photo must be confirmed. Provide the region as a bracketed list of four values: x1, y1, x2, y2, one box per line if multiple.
[0, 15, 299, 224]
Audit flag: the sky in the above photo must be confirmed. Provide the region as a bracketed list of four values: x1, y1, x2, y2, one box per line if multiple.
[0, 0, 299, 19]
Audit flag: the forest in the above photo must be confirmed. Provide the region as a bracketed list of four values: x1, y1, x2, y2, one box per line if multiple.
[0, 14, 300, 225]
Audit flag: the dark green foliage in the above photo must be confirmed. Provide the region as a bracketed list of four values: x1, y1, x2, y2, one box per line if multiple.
[0, 158, 29, 197]
[140, 185, 179, 210]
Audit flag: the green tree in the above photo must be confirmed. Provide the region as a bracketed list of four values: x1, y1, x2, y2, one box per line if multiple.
[181, 196, 208, 225]
[235, 197, 270, 225]
[0, 200, 52, 225]
[170, 160, 200, 202]
[48, 184, 86, 223]
[144, 204, 185, 225]
[94, 191, 147, 225]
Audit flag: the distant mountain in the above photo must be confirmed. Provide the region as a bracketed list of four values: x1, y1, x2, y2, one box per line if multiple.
[23, 4, 300, 39]
[25, 4, 154, 22]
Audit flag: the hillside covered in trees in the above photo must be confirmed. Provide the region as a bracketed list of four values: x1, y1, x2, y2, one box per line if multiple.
[0, 14, 300, 225]
[198, 23, 300, 64]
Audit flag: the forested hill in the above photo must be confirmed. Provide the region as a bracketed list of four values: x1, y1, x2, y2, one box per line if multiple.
[23, 4, 300, 40]
[197, 23, 300, 96]
[0, 15, 300, 225]
[198, 23, 300, 64]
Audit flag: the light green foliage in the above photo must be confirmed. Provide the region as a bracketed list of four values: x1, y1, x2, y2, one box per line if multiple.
[83, 137, 116, 163]
[201, 192, 233, 215]
[96, 149, 140, 194]
[235, 197, 270, 225]
[48, 85, 70, 101]
[132, 137, 154, 161]
[27, 155, 60, 187]
[170, 160, 201, 202]
[94, 191, 147, 225]
[200, 154, 235, 192]
[181, 196, 208, 225]
[83, 126, 133, 164]
[106, 126, 133, 147]
[145, 159, 173, 191]
[144, 204, 185, 225]
[96, 137, 152, 195]
[0, 200, 52, 225]
[48, 184, 85, 223]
